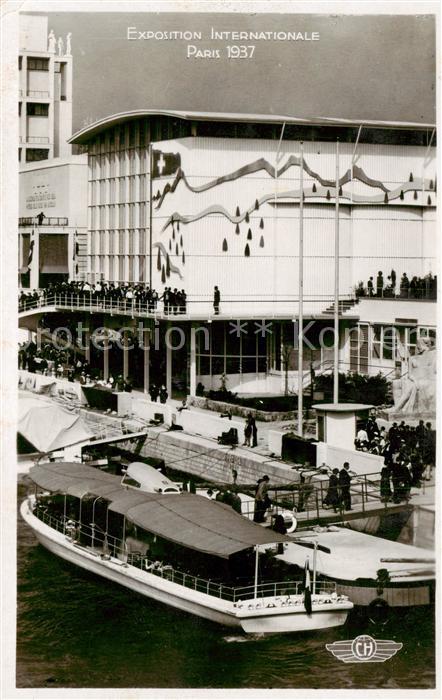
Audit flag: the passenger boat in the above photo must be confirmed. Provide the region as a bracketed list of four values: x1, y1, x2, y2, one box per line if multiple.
[21, 462, 353, 634]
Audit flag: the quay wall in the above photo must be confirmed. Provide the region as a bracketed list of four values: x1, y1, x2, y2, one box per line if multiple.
[79, 410, 299, 486]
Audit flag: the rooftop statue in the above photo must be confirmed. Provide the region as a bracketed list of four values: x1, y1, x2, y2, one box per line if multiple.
[57, 36, 64, 57]
[66, 33, 72, 56]
[48, 30, 56, 53]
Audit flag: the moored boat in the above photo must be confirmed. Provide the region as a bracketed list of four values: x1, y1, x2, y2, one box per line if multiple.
[21, 462, 353, 634]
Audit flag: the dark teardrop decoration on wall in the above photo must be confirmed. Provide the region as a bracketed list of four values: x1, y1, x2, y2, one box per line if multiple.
[409, 172, 414, 182]
[169, 239, 172, 251]
[176, 243, 179, 256]
[400, 190, 404, 200]
[182, 251, 185, 264]
[338, 186, 343, 196]
[429, 179, 434, 190]
[255, 199, 259, 210]
[157, 248, 161, 270]
[245, 211, 250, 223]
[326, 190, 331, 200]
[235, 223, 240, 234]
[413, 190, 418, 200]
[259, 218, 264, 229]
[166, 253, 171, 277]
[222, 238, 228, 252]
[244, 243, 250, 257]
[172, 228, 175, 240]
[161, 265, 166, 284]
[247, 229, 252, 240]
[180, 235, 183, 246]
[156, 190, 161, 199]
[384, 192, 389, 204]
[427, 195, 432, 206]
[312, 182, 317, 193]
[177, 221, 180, 231]
[236, 206, 240, 217]
[259, 235, 264, 248]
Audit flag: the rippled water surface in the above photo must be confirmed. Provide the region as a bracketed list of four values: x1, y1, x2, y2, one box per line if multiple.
[16, 483, 435, 690]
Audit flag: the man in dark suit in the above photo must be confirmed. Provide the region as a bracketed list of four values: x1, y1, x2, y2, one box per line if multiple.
[213, 286, 221, 315]
[339, 462, 352, 510]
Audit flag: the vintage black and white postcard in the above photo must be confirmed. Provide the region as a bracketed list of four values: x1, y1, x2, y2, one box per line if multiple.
[1, 0, 440, 697]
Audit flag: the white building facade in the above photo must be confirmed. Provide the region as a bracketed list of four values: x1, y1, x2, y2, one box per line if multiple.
[64, 112, 436, 395]
[19, 14, 73, 163]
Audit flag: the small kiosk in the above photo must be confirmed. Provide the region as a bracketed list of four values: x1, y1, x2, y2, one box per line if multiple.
[313, 403, 373, 451]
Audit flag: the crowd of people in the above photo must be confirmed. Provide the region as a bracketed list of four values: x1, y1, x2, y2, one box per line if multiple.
[355, 416, 435, 501]
[18, 280, 188, 315]
[358, 270, 437, 299]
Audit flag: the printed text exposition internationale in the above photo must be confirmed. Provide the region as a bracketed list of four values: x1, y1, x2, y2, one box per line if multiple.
[127, 28, 320, 41]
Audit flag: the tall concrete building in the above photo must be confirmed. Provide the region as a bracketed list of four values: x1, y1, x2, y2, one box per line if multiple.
[18, 14, 73, 163]
[18, 14, 87, 289]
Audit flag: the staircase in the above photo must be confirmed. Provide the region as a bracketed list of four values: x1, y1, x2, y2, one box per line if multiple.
[322, 298, 359, 316]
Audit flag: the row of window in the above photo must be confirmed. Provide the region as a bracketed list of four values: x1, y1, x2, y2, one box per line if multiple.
[89, 150, 149, 180]
[19, 57, 50, 71]
[26, 103, 49, 116]
[89, 204, 148, 230]
[85, 117, 436, 154]
[19, 148, 49, 162]
[89, 176, 148, 205]
[89, 230, 148, 256]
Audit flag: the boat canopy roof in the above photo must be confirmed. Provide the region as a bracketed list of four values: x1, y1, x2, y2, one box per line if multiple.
[29, 462, 288, 558]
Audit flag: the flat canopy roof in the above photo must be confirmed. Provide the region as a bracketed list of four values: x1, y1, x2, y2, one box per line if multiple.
[313, 403, 373, 413]
[29, 462, 288, 558]
[69, 109, 435, 144]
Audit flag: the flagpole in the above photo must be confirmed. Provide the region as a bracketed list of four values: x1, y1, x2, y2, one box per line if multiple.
[298, 142, 304, 436]
[333, 140, 340, 404]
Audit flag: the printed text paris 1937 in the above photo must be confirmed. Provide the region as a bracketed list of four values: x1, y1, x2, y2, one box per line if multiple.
[126, 26, 320, 59]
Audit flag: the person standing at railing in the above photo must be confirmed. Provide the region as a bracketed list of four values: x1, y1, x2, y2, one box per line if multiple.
[323, 468, 340, 512]
[339, 462, 352, 511]
[376, 271, 384, 297]
[379, 461, 392, 503]
[400, 273, 409, 298]
[367, 277, 374, 297]
[391, 268, 397, 295]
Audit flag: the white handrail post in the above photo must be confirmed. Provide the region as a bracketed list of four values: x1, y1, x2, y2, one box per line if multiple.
[254, 545, 259, 600]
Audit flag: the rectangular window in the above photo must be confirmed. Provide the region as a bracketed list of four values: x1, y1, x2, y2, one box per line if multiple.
[25, 148, 48, 162]
[19, 56, 23, 70]
[26, 103, 49, 116]
[27, 58, 49, 71]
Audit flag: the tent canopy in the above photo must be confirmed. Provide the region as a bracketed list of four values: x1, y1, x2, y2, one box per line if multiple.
[29, 462, 288, 558]
[18, 397, 93, 453]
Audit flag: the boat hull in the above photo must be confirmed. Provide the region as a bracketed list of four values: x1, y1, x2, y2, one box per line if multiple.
[21, 500, 240, 628]
[21, 500, 352, 634]
[236, 605, 350, 634]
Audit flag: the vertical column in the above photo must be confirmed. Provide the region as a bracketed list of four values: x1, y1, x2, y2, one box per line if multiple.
[103, 333, 109, 382]
[166, 323, 172, 398]
[123, 330, 129, 381]
[30, 228, 40, 290]
[84, 316, 91, 364]
[143, 327, 150, 394]
[189, 324, 196, 397]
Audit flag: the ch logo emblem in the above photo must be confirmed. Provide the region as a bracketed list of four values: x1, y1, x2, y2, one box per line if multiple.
[326, 635, 403, 663]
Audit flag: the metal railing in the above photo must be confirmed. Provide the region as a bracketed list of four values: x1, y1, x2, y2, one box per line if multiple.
[27, 90, 50, 98]
[356, 285, 437, 301]
[19, 217, 68, 227]
[27, 136, 50, 144]
[33, 505, 328, 603]
[269, 470, 435, 521]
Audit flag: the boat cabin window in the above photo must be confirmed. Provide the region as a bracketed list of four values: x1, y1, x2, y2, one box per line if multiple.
[121, 475, 141, 489]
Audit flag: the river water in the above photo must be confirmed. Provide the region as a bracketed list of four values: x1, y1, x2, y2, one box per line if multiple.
[16, 482, 435, 690]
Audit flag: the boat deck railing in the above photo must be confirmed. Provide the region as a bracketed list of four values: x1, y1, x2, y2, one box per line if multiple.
[33, 505, 336, 603]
